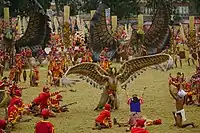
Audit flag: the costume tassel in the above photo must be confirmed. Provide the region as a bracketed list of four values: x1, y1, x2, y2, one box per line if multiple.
[131, 77, 134, 81]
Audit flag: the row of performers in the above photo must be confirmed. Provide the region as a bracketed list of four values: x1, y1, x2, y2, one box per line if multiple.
[0, 79, 72, 132]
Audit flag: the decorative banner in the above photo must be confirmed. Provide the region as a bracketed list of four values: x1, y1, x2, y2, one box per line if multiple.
[81, 19, 85, 37]
[17, 15, 22, 35]
[128, 23, 132, 37]
[76, 15, 81, 30]
[189, 16, 194, 31]
[4, 8, 9, 21]
[138, 14, 144, 29]
[22, 17, 28, 32]
[179, 23, 187, 42]
[47, 9, 53, 19]
[53, 16, 59, 34]
[90, 10, 96, 19]
[105, 8, 111, 24]
[112, 16, 117, 32]
[125, 24, 128, 35]
[64, 6, 70, 22]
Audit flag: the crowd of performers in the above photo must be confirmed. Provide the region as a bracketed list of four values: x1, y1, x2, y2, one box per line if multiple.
[0, 77, 73, 132]
[0, 25, 199, 132]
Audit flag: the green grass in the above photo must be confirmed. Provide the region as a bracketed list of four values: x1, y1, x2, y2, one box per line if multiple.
[1, 62, 200, 133]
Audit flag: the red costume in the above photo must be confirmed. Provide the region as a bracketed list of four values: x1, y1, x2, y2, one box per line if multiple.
[0, 120, 6, 133]
[131, 128, 149, 133]
[131, 119, 149, 133]
[33, 87, 61, 110]
[95, 104, 112, 128]
[35, 109, 54, 133]
[8, 100, 22, 124]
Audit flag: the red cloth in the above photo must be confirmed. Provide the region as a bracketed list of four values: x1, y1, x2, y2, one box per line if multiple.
[8, 105, 19, 124]
[95, 110, 111, 123]
[136, 119, 146, 127]
[35, 121, 54, 133]
[33, 92, 60, 110]
[0, 120, 6, 129]
[8, 96, 22, 109]
[131, 127, 150, 133]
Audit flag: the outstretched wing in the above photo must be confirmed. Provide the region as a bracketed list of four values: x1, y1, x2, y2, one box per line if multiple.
[89, 4, 118, 60]
[116, 54, 170, 88]
[64, 63, 109, 87]
[143, 0, 170, 53]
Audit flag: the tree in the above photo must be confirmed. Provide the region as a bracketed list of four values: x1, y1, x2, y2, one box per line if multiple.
[80, 0, 140, 19]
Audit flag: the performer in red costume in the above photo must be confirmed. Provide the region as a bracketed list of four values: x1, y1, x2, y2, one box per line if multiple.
[131, 119, 149, 133]
[35, 109, 54, 133]
[8, 99, 23, 125]
[32, 86, 65, 111]
[93, 104, 112, 130]
[49, 94, 68, 113]
[8, 90, 22, 109]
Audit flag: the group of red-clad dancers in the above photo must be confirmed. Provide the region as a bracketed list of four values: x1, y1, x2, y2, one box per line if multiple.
[0, 76, 70, 133]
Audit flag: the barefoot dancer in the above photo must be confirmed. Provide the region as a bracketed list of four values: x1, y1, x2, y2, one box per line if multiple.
[169, 79, 195, 128]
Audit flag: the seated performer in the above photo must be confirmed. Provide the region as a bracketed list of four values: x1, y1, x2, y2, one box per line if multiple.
[49, 94, 68, 113]
[114, 92, 144, 131]
[93, 104, 112, 130]
[35, 109, 54, 133]
[8, 90, 23, 109]
[131, 119, 149, 133]
[169, 80, 195, 128]
[31, 86, 65, 112]
[8, 99, 23, 125]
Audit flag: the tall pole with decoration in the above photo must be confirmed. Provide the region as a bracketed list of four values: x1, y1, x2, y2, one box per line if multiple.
[63, 5, 71, 48]
[111, 16, 117, 33]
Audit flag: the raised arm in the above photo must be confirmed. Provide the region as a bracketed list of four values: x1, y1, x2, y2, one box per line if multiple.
[168, 84, 177, 100]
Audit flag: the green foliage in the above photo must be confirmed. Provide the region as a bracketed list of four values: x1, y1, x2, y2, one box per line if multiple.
[80, 0, 139, 19]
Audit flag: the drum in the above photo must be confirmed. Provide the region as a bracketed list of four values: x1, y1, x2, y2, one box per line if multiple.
[179, 51, 186, 59]
[192, 53, 198, 60]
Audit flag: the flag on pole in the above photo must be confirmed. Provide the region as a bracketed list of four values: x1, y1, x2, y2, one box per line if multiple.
[105, 8, 111, 25]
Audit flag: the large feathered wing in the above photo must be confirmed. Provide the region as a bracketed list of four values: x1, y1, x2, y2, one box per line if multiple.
[116, 54, 170, 89]
[89, 4, 118, 60]
[143, 0, 170, 53]
[15, 12, 51, 57]
[64, 63, 109, 88]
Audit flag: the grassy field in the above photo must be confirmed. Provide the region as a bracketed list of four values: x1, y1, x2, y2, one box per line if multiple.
[1, 62, 200, 133]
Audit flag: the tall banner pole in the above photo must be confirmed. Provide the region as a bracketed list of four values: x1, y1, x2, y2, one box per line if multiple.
[63, 5, 71, 48]
[112, 16, 117, 32]
[4, 7, 9, 22]
[90, 10, 96, 19]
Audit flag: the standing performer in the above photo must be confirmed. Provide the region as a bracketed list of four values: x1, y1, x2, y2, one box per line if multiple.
[30, 66, 39, 87]
[35, 109, 54, 133]
[51, 59, 64, 86]
[174, 46, 182, 68]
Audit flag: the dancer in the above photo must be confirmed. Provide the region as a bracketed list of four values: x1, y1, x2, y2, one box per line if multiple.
[169, 79, 195, 128]
[35, 109, 54, 133]
[92, 104, 112, 130]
